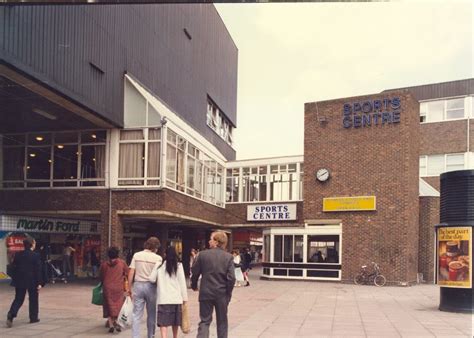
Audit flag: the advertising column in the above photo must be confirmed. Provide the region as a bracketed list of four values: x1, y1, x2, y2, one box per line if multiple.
[436, 170, 474, 313]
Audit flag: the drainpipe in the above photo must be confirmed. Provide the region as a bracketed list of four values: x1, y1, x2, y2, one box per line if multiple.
[107, 130, 112, 247]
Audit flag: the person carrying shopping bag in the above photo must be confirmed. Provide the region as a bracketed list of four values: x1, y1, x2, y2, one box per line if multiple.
[149, 246, 188, 338]
[100, 247, 129, 333]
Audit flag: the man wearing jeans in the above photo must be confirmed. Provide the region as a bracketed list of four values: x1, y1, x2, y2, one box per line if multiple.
[191, 231, 235, 338]
[128, 237, 162, 338]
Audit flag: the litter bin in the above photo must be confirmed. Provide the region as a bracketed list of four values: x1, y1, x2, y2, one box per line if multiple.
[435, 170, 473, 313]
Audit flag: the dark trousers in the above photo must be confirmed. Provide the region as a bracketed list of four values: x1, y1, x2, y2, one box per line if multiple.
[197, 298, 229, 338]
[8, 287, 39, 321]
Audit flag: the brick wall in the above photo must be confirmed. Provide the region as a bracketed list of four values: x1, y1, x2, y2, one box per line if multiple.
[304, 90, 420, 284]
[418, 196, 440, 283]
[420, 120, 468, 155]
[423, 177, 440, 191]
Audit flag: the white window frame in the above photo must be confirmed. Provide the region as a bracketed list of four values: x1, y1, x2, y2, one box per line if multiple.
[420, 96, 467, 124]
[420, 153, 466, 177]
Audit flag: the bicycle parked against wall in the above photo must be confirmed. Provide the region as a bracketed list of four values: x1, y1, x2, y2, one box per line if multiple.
[354, 262, 386, 287]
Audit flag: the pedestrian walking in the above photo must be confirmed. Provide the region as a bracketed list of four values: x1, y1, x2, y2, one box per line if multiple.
[232, 250, 245, 287]
[62, 243, 76, 277]
[128, 237, 162, 338]
[100, 247, 129, 333]
[6, 238, 44, 327]
[149, 246, 188, 338]
[241, 248, 252, 287]
[191, 231, 235, 338]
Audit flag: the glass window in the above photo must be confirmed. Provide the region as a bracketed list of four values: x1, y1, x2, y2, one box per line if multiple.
[446, 153, 464, 172]
[274, 235, 282, 262]
[446, 98, 464, 120]
[307, 235, 339, 263]
[3, 134, 25, 146]
[3, 147, 25, 181]
[419, 156, 427, 176]
[283, 235, 293, 262]
[81, 130, 107, 144]
[264, 235, 270, 263]
[80, 145, 106, 186]
[53, 144, 78, 180]
[427, 101, 444, 122]
[28, 133, 51, 146]
[119, 143, 144, 185]
[27, 147, 51, 181]
[420, 103, 427, 123]
[427, 154, 445, 176]
[294, 236, 303, 262]
[147, 142, 160, 184]
[55, 132, 77, 144]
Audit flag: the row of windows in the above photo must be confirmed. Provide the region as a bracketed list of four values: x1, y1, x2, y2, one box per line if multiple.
[207, 99, 233, 146]
[1, 131, 106, 188]
[265, 234, 340, 264]
[419, 152, 473, 177]
[226, 163, 303, 203]
[118, 128, 225, 206]
[420, 96, 474, 123]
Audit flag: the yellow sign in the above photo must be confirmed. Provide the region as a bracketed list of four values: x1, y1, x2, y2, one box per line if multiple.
[437, 227, 471, 288]
[323, 196, 376, 212]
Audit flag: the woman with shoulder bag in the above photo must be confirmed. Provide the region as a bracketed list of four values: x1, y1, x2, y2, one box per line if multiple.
[149, 246, 188, 338]
[232, 250, 245, 287]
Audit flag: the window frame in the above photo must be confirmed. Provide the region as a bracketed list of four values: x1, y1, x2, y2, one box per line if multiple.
[420, 96, 467, 124]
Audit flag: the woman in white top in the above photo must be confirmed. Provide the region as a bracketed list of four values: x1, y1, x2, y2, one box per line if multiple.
[149, 246, 188, 338]
[232, 250, 245, 287]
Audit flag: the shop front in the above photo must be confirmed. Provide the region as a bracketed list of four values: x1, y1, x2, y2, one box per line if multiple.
[0, 214, 101, 281]
[262, 225, 342, 280]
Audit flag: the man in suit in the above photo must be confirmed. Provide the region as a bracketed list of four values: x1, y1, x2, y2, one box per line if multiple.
[191, 231, 235, 338]
[6, 237, 44, 328]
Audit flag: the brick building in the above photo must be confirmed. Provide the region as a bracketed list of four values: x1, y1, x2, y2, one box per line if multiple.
[0, 5, 472, 285]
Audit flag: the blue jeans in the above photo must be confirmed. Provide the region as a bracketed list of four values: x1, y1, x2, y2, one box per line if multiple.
[132, 282, 156, 338]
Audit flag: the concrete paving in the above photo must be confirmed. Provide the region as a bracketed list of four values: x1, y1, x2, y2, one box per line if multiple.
[0, 268, 472, 338]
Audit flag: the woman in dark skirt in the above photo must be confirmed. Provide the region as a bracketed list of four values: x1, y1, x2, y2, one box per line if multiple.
[149, 246, 188, 338]
[100, 247, 129, 333]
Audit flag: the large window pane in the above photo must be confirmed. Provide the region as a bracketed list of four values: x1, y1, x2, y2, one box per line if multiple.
[55, 132, 77, 144]
[53, 145, 78, 180]
[274, 235, 282, 262]
[80, 145, 105, 183]
[27, 147, 51, 180]
[3, 147, 25, 180]
[446, 98, 465, 120]
[119, 143, 144, 185]
[427, 101, 444, 122]
[147, 142, 160, 183]
[307, 235, 340, 263]
[166, 143, 177, 188]
[446, 153, 464, 172]
[264, 235, 270, 263]
[3, 134, 25, 146]
[186, 155, 195, 194]
[28, 133, 51, 146]
[427, 155, 445, 176]
[81, 130, 107, 143]
[294, 236, 303, 262]
[283, 235, 293, 262]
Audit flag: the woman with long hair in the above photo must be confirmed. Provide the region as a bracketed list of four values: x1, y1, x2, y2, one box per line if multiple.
[149, 246, 188, 338]
[100, 247, 129, 333]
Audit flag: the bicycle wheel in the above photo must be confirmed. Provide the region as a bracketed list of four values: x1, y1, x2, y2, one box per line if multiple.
[354, 274, 364, 285]
[374, 274, 386, 287]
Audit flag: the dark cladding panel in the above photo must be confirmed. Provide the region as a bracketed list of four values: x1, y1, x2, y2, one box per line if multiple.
[384, 78, 474, 101]
[0, 5, 237, 160]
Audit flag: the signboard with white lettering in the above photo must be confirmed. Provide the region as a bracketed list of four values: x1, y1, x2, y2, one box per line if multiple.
[247, 204, 297, 221]
[0, 215, 100, 235]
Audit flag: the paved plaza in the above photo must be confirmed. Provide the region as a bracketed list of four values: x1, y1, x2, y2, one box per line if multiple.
[0, 268, 472, 338]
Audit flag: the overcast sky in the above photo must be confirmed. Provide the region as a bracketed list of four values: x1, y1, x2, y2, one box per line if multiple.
[215, 1, 473, 160]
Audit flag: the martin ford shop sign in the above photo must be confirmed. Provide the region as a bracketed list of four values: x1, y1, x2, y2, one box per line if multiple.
[247, 204, 297, 221]
[0, 215, 100, 234]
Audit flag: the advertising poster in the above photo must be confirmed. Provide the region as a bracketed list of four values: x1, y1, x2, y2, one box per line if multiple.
[437, 227, 471, 288]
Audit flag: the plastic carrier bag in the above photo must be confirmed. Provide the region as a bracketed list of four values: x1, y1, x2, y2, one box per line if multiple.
[118, 296, 133, 328]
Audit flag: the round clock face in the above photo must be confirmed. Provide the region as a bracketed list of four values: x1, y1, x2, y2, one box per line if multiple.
[316, 168, 330, 182]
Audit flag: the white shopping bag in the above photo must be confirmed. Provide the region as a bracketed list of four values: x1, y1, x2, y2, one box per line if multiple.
[117, 296, 133, 328]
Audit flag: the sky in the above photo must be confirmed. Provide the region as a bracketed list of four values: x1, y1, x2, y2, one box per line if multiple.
[215, 1, 473, 160]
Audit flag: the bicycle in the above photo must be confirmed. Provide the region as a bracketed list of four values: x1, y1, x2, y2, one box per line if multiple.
[354, 262, 386, 287]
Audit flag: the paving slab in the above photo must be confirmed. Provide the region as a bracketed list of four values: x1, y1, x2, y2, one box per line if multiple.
[0, 267, 472, 337]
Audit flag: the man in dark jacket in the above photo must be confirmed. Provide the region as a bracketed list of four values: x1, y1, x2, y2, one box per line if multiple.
[191, 231, 235, 338]
[6, 238, 44, 327]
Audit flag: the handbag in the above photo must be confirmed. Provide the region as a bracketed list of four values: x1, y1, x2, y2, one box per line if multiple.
[181, 302, 190, 334]
[91, 282, 103, 306]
